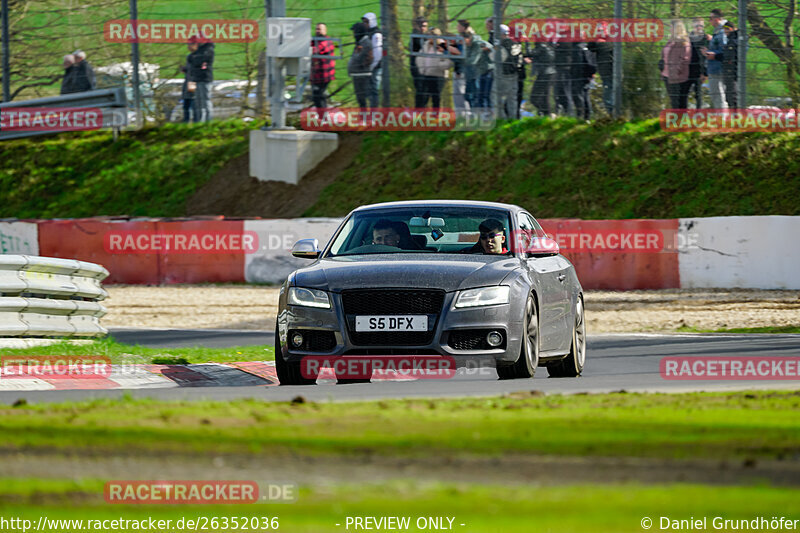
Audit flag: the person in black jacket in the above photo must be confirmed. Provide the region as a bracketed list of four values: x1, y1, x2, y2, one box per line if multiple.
[60, 54, 77, 95]
[688, 18, 709, 109]
[71, 50, 96, 93]
[409, 17, 428, 107]
[553, 40, 574, 116]
[722, 21, 738, 109]
[529, 41, 555, 116]
[187, 35, 215, 122]
[588, 30, 614, 115]
[570, 41, 596, 120]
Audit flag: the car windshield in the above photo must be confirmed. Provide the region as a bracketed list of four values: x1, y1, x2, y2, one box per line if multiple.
[326, 207, 514, 257]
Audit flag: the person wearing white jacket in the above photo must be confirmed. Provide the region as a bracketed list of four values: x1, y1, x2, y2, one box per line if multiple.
[362, 12, 383, 107]
[415, 29, 453, 109]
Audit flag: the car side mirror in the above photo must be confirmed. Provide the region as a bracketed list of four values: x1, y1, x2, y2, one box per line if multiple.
[527, 237, 560, 257]
[291, 239, 321, 259]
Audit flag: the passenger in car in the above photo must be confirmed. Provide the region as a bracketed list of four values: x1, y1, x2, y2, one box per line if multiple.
[467, 218, 508, 254]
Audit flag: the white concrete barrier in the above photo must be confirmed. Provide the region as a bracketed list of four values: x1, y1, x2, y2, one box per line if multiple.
[678, 216, 800, 289]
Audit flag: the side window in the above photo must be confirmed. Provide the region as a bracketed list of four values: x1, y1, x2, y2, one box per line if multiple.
[516, 213, 535, 257]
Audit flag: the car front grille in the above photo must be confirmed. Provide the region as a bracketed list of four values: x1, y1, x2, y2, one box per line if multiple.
[341, 289, 445, 346]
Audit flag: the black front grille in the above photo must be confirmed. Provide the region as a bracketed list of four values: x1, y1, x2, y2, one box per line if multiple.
[288, 329, 337, 352]
[342, 289, 445, 346]
[341, 290, 444, 315]
[447, 329, 506, 351]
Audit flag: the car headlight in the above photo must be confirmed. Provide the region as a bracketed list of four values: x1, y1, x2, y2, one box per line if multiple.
[288, 287, 331, 309]
[454, 286, 510, 308]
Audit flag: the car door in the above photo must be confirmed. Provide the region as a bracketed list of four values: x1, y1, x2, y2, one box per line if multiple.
[530, 214, 574, 353]
[517, 212, 562, 352]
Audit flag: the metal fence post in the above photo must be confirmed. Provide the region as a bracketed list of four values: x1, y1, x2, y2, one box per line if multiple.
[268, 0, 287, 129]
[129, 0, 141, 126]
[612, 0, 623, 117]
[380, 0, 390, 107]
[737, 0, 747, 109]
[492, 0, 502, 117]
[2, 0, 10, 102]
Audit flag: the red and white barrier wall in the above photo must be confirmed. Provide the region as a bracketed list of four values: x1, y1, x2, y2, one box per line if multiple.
[1, 216, 797, 289]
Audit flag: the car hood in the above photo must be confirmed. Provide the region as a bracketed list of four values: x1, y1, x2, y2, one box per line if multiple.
[293, 254, 520, 292]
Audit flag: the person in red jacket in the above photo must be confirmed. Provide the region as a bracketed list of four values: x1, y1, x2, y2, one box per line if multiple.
[311, 23, 336, 109]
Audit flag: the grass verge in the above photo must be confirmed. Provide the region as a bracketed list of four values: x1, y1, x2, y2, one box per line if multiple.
[0, 479, 798, 532]
[0, 338, 274, 364]
[2, 391, 799, 461]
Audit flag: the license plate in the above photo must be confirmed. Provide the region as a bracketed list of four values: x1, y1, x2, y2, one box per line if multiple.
[354, 315, 428, 332]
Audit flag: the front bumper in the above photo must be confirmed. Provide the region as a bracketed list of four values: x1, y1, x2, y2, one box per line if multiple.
[277, 291, 524, 364]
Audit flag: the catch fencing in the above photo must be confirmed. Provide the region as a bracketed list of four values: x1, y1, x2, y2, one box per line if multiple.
[0, 255, 108, 337]
[1, 0, 798, 126]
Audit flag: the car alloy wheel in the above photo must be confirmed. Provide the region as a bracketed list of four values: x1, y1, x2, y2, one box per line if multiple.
[497, 295, 538, 380]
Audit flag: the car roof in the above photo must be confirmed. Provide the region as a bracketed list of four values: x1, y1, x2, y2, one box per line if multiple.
[352, 200, 524, 213]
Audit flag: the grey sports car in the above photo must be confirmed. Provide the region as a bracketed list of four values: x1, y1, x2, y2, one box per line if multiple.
[274, 200, 586, 385]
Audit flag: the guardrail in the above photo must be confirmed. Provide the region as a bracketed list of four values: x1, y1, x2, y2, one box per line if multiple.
[0, 255, 109, 337]
[0, 87, 128, 141]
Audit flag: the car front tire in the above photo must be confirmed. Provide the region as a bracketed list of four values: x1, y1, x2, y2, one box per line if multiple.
[497, 295, 539, 380]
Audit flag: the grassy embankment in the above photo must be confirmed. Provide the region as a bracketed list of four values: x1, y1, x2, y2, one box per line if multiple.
[1, 391, 799, 531]
[2, 118, 799, 219]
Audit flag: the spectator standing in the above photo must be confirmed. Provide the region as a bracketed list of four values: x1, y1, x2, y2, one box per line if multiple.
[553, 40, 574, 116]
[71, 50, 96, 93]
[464, 29, 493, 109]
[722, 21, 739, 108]
[688, 18, 709, 108]
[60, 54, 77, 95]
[415, 29, 453, 109]
[311, 23, 336, 109]
[529, 41, 555, 116]
[588, 23, 614, 114]
[496, 24, 520, 119]
[362, 12, 383, 107]
[481, 17, 496, 110]
[705, 9, 727, 109]
[662, 21, 692, 109]
[409, 17, 428, 106]
[187, 35, 215, 121]
[570, 40, 596, 120]
[348, 22, 373, 109]
[180, 64, 198, 123]
[452, 19, 470, 112]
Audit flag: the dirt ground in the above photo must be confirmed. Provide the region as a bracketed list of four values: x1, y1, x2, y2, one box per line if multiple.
[102, 286, 800, 333]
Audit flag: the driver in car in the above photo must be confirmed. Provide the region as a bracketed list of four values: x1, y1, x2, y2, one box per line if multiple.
[371, 219, 422, 249]
[468, 218, 508, 254]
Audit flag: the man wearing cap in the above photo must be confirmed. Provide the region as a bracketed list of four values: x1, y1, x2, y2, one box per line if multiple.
[362, 12, 383, 107]
[496, 24, 520, 119]
[71, 50, 96, 93]
[187, 34, 215, 121]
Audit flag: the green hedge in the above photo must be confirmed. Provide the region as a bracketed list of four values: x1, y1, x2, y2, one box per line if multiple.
[305, 117, 800, 218]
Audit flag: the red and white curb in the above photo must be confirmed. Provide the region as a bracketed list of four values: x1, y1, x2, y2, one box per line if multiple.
[0, 361, 418, 391]
[0, 361, 279, 391]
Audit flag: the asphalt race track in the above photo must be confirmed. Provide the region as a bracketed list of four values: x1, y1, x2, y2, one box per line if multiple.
[0, 331, 798, 404]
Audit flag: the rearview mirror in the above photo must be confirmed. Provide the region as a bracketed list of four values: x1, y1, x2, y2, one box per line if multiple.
[291, 239, 321, 259]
